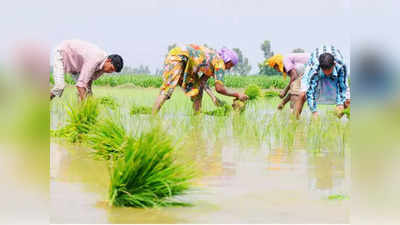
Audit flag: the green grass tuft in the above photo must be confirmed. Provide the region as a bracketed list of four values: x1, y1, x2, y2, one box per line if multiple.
[108, 127, 197, 207]
[87, 119, 130, 160]
[343, 107, 350, 119]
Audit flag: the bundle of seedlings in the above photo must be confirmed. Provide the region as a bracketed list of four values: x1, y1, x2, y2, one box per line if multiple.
[343, 107, 350, 119]
[130, 104, 152, 115]
[53, 98, 99, 143]
[203, 103, 232, 116]
[87, 119, 130, 160]
[244, 84, 262, 100]
[108, 127, 197, 208]
[329, 107, 350, 119]
[232, 99, 246, 113]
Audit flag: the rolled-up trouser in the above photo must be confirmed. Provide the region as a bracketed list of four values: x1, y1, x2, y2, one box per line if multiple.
[50, 48, 65, 97]
[289, 63, 306, 95]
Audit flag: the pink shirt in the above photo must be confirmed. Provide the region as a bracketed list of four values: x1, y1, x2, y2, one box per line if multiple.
[58, 40, 107, 88]
[283, 53, 310, 74]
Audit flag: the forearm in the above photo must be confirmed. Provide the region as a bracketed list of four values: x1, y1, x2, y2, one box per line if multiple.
[306, 88, 317, 113]
[282, 84, 290, 95]
[152, 94, 168, 114]
[87, 80, 93, 96]
[336, 87, 346, 106]
[281, 93, 290, 105]
[215, 82, 239, 98]
[337, 67, 348, 105]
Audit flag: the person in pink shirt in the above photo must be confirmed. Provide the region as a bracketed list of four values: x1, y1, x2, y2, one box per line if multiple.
[266, 53, 310, 112]
[50, 40, 123, 101]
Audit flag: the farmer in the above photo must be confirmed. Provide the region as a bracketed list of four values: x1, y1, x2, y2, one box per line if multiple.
[152, 44, 248, 114]
[50, 40, 123, 101]
[294, 45, 349, 119]
[266, 53, 310, 111]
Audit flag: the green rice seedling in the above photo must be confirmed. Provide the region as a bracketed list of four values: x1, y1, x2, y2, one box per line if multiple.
[88, 74, 288, 89]
[87, 119, 130, 160]
[343, 107, 350, 119]
[203, 104, 232, 116]
[100, 96, 119, 110]
[328, 194, 349, 200]
[329, 107, 350, 119]
[108, 127, 197, 207]
[264, 90, 280, 98]
[130, 104, 152, 115]
[304, 112, 349, 154]
[54, 97, 99, 143]
[207, 75, 288, 89]
[244, 84, 262, 100]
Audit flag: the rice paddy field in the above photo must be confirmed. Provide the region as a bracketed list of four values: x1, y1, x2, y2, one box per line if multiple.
[50, 85, 350, 224]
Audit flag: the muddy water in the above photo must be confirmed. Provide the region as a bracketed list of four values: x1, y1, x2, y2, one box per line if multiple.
[50, 138, 349, 224]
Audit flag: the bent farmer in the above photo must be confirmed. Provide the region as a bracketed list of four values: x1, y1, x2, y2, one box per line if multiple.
[153, 44, 248, 114]
[267, 53, 309, 111]
[50, 40, 123, 101]
[294, 45, 349, 119]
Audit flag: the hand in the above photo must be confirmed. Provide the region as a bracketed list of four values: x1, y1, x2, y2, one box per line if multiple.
[279, 91, 286, 99]
[344, 99, 351, 108]
[277, 103, 284, 110]
[312, 111, 319, 120]
[237, 93, 248, 101]
[336, 105, 344, 118]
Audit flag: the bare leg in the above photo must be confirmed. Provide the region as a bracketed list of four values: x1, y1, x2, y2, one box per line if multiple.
[192, 97, 202, 113]
[192, 85, 205, 113]
[152, 94, 168, 115]
[278, 94, 291, 110]
[294, 92, 306, 119]
[289, 94, 298, 111]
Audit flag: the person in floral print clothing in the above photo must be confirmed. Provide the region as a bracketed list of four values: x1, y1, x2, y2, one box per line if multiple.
[152, 44, 248, 114]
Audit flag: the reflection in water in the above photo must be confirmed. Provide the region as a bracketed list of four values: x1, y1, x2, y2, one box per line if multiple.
[51, 133, 349, 224]
[50, 96, 349, 223]
[309, 152, 346, 197]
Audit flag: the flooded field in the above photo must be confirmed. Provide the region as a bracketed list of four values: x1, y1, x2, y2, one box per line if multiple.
[50, 86, 350, 224]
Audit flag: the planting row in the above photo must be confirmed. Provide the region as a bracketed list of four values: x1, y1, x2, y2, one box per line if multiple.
[49, 74, 288, 89]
